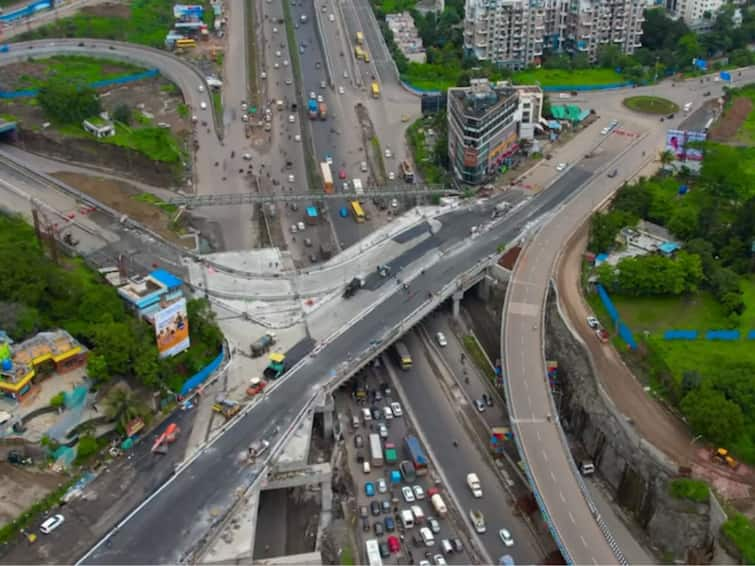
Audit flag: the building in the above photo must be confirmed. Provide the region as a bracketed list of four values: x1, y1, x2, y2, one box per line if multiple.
[385, 12, 427, 63]
[665, 0, 743, 28]
[463, 0, 644, 68]
[116, 268, 185, 321]
[447, 79, 519, 185]
[0, 330, 88, 401]
[513, 85, 543, 140]
[82, 118, 115, 138]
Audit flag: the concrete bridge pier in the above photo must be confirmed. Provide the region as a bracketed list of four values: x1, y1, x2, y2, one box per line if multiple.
[452, 290, 464, 318]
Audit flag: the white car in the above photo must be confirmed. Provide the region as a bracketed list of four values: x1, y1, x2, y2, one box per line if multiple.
[309, 91, 316, 100]
[242, 153, 252, 160]
[291, 224, 298, 234]
[274, 62, 280, 69]
[378, 423, 388, 438]
[433, 555, 447, 565]
[377, 478, 388, 493]
[390, 401, 402, 416]
[326, 155, 333, 165]
[288, 174, 295, 183]
[199, 101, 207, 110]
[586, 316, 599, 329]
[317, 94, 324, 103]
[328, 13, 335, 21]
[40, 514, 65, 534]
[289, 114, 295, 123]
[338, 85, 345, 95]
[499, 528, 514, 547]
[429, 517, 441, 534]
[402, 486, 416, 503]
[601, 127, 610, 135]
[384, 148, 393, 158]
[343, 182, 349, 191]
[360, 161, 368, 172]
[436, 332, 447, 347]
[273, 26, 278, 33]
[275, 50, 281, 57]
[198, 85, 205, 92]
[383, 406, 394, 420]
[388, 171, 396, 180]
[412, 485, 425, 500]
[283, 59, 289, 67]
[294, 134, 301, 142]
[297, 221, 305, 231]
[556, 162, 567, 172]
[343, 70, 349, 79]
[391, 198, 398, 208]
[284, 78, 293, 85]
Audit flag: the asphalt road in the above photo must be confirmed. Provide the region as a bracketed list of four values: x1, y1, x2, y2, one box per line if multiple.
[77, 139, 614, 563]
[393, 330, 542, 564]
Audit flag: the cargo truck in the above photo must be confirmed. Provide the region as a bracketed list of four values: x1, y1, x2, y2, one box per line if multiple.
[369, 433, 384, 467]
[318, 101, 327, 120]
[250, 332, 276, 357]
[431, 493, 448, 517]
[404, 435, 428, 476]
[384, 441, 398, 464]
[353, 178, 364, 196]
[308, 98, 319, 119]
[320, 161, 334, 193]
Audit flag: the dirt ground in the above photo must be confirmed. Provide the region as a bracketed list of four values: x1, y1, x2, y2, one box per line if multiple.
[50, 171, 191, 247]
[0, 463, 64, 526]
[79, 1, 131, 19]
[709, 97, 752, 141]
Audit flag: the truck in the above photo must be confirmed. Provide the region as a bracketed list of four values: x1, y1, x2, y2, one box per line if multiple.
[250, 332, 276, 357]
[263, 352, 286, 380]
[369, 433, 384, 467]
[355, 31, 364, 45]
[371, 81, 380, 99]
[321, 161, 334, 193]
[318, 101, 327, 120]
[431, 493, 448, 517]
[469, 509, 486, 534]
[466, 472, 483, 497]
[399, 160, 414, 183]
[384, 441, 398, 464]
[308, 98, 319, 119]
[353, 178, 364, 197]
[404, 435, 428, 476]
[343, 276, 365, 299]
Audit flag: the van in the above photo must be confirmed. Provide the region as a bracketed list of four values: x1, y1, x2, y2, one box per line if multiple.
[411, 504, 425, 525]
[363, 461, 371, 474]
[419, 526, 435, 546]
[362, 407, 372, 422]
[580, 461, 595, 475]
[441, 539, 453, 555]
[400, 509, 414, 529]
[431, 494, 448, 517]
[352, 414, 360, 429]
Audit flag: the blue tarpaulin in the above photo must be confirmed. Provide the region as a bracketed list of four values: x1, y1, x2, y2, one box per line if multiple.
[180, 351, 223, 396]
[706, 330, 740, 341]
[720, 71, 732, 81]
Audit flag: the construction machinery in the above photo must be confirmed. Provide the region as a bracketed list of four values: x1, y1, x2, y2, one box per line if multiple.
[263, 352, 286, 380]
[213, 398, 241, 420]
[151, 423, 180, 454]
[250, 332, 276, 358]
[712, 447, 739, 469]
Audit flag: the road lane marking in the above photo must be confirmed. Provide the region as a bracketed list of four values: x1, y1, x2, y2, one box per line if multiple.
[580, 535, 588, 548]
[523, 379, 528, 391]
[541, 449, 548, 462]
[569, 511, 576, 524]
[536, 429, 541, 440]
[559, 491, 566, 503]
[550, 471, 556, 482]
[528, 396, 533, 408]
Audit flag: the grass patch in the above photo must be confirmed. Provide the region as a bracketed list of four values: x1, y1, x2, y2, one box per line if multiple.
[11, 0, 174, 48]
[462, 335, 496, 383]
[668, 478, 709, 502]
[406, 117, 447, 184]
[623, 96, 679, 115]
[370, 136, 386, 181]
[0, 112, 17, 122]
[339, 544, 355, 565]
[10, 56, 145, 90]
[212, 90, 223, 124]
[401, 62, 463, 92]
[512, 68, 623, 87]
[721, 513, 755, 564]
[374, 0, 416, 13]
[133, 192, 179, 215]
[177, 103, 189, 119]
[160, 83, 179, 94]
[731, 84, 755, 144]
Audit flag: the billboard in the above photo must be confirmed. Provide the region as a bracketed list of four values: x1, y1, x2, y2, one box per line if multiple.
[665, 129, 707, 162]
[155, 298, 190, 358]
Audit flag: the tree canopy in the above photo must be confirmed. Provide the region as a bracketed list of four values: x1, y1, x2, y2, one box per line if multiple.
[37, 78, 101, 124]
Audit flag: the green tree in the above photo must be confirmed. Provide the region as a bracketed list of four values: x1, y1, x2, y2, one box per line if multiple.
[681, 385, 745, 445]
[541, 94, 552, 118]
[667, 205, 699, 241]
[37, 78, 101, 124]
[112, 103, 132, 125]
[92, 322, 136, 376]
[134, 346, 161, 388]
[75, 435, 98, 462]
[589, 209, 634, 253]
[86, 353, 109, 383]
[659, 150, 675, 167]
[571, 53, 590, 69]
[104, 386, 148, 430]
[49, 391, 66, 409]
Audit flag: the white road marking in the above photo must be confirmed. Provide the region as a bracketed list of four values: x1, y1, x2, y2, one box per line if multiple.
[536, 430, 541, 441]
[559, 491, 566, 503]
[541, 449, 548, 462]
[580, 535, 588, 548]
[550, 471, 556, 482]
[569, 511, 576, 524]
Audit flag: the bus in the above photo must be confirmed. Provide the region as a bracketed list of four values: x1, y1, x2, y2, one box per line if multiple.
[356, 31, 364, 45]
[351, 200, 365, 223]
[394, 341, 412, 370]
[369, 433, 383, 467]
[175, 38, 197, 49]
[405, 435, 429, 476]
[371, 81, 380, 99]
[365, 539, 383, 566]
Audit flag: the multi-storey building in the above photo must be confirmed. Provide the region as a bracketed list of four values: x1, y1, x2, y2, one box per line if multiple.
[666, 0, 743, 29]
[386, 12, 427, 63]
[463, 0, 644, 67]
[447, 79, 520, 184]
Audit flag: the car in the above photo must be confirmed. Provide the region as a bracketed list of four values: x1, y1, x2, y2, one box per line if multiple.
[429, 517, 440, 534]
[343, 70, 349, 79]
[499, 555, 515, 565]
[328, 13, 335, 21]
[317, 94, 324, 103]
[339, 207, 349, 217]
[338, 85, 345, 94]
[371, 406, 381, 420]
[555, 162, 567, 172]
[275, 50, 281, 57]
[413, 485, 425, 500]
[384, 148, 393, 158]
[607, 168, 618, 178]
[295, 134, 301, 142]
[273, 62, 280, 69]
[420, 526, 435, 546]
[390, 401, 402, 416]
[338, 168, 347, 179]
[383, 406, 393, 420]
[354, 434, 364, 448]
[320, 80, 327, 89]
[290, 224, 298, 234]
[297, 221, 305, 231]
[419, 561, 431, 566]
[434, 555, 448, 565]
[371, 501, 381, 515]
[381, 499, 391, 513]
[40, 514, 64, 534]
[474, 399, 486, 412]
[400, 460, 416, 482]
[198, 85, 205, 92]
[288, 174, 295, 183]
[391, 198, 399, 208]
[451, 538, 464, 553]
[243, 153, 252, 160]
[378, 423, 388, 439]
[285, 78, 293, 85]
[427, 486, 440, 498]
[200, 101, 208, 110]
[283, 59, 289, 67]
[365, 482, 376, 496]
[363, 460, 371, 474]
[483, 393, 493, 407]
[435, 332, 447, 347]
[600, 127, 610, 135]
[387, 534, 401, 553]
[310, 91, 317, 100]
[388, 171, 396, 180]
[586, 316, 599, 329]
[377, 478, 388, 493]
[379, 542, 390, 558]
[343, 182, 349, 192]
[273, 26, 278, 32]
[385, 516, 396, 532]
[359, 504, 369, 518]
[325, 154, 333, 165]
[499, 528, 514, 547]
[402, 114, 410, 122]
[362, 516, 370, 531]
[374, 521, 385, 536]
[402, 486, 416, 502]
[304, 237, 312, 247]
[288, 114, 295, 123]
[300, 46, 305, 53]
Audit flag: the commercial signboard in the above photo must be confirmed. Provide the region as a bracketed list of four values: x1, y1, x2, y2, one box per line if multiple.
[154, 298, 190, 358]
[665, 129, 707, 162]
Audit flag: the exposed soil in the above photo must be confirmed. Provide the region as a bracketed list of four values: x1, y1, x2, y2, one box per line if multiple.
[0, 77, 190, 187]
[709, 97, 752, 141]
[50, 171, 191, 248]
[0, 463, 64, 526]
[79, 1, 131, 19]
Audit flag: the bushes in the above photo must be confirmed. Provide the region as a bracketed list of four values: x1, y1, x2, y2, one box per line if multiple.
[721, 513, 755, 564]
[668, 478, 709, 502]
[49, 392, 65, 409]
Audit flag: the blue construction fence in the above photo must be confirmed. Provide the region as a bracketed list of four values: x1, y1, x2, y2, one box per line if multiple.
[596, 284, 638, 350]
[180, 350, 224, 397]
[664, 329, 755, 341]
[0, 69, 160, 99]
[0, 0, 51, 23]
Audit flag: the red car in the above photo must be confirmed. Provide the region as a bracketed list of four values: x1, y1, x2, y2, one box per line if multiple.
[387, 535, 400, 554]
[246, 378, 267, 397]
[596, 328, 609, 344]
[427, 486, 441, 498]
[338, 168, 347, 179]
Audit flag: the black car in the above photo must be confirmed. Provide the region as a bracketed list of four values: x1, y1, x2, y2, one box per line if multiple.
[359, 505, 369, 518]
[354, 434, 364, 448]
[400, 460, 416, 482]
[384, 516, 395, 532]
[482, 393, 494, 407]
[452, 538, 464, 553]
[374, 521, 384, 536]
[371, 501, 381, 516]
[371, 407, 381, 420]
[379, 542, 390, 558]
[362, 517, 370, 532]
[381, 499, 391, 513]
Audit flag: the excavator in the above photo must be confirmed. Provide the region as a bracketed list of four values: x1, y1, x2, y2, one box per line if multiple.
[711, 447, 739, 470]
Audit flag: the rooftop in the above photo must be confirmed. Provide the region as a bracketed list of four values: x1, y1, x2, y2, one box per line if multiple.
[449, 79, 517, 119]
[0, 329, 86, 386]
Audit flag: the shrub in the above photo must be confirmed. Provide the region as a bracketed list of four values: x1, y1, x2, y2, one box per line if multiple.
[668, 478, 709, 502]
[722, 513, 755, 564]
[49, 391, 65, 409]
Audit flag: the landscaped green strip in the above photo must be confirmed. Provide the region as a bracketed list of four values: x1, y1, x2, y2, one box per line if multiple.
[462, 335, 496, 383]
[133, 193, 179, 215]
[623, 96, 679, 115]
[512, 68, 624, 87]
[370, 136, 386, 181]
[339, 544, 355, 565]
[245, 0, 259, 107]
[212, 90, 223, 126]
